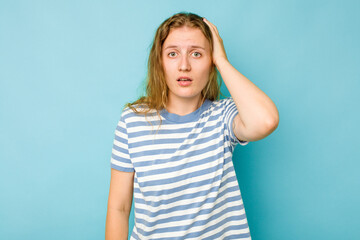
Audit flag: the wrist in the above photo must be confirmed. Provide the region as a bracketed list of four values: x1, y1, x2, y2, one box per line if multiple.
[214, 57, 229, 69]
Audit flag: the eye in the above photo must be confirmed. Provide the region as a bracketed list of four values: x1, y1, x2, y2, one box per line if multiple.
[192, 52, 202, 58]
[168, 52, 177, 57]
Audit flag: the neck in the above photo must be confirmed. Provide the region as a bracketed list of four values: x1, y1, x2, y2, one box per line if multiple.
[165, 95, 204, 116]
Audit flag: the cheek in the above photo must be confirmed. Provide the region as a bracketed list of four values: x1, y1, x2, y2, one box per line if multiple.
[200, 62, 212, 78]
[162, 65, 171, 80]
[162, 60, 175, 75]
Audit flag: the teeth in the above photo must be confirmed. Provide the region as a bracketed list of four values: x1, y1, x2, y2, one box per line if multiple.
[179, 78, 190, 81]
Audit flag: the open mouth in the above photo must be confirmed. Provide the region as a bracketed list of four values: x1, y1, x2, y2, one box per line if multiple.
[177, 77, 192, 82]
[177, 77, 193, 86]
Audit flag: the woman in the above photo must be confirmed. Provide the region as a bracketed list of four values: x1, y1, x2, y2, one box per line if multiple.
[106, 12, 279, 240]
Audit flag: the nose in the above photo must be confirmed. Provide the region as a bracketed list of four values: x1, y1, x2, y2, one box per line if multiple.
[179, 55, 191, 71]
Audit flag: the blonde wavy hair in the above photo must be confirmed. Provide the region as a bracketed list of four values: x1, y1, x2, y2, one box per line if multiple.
[127, 12, 220, 114]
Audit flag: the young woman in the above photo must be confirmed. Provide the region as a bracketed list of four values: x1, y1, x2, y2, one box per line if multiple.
[105, 12, 279, 240]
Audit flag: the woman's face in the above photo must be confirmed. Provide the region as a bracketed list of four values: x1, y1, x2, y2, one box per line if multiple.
[162, 26, 212, 105]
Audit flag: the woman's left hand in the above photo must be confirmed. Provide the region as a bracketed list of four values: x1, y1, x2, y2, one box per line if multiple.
[203, 18, 228, 67]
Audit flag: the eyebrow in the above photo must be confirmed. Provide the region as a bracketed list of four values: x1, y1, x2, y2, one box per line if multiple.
[163, 45, 206, 50]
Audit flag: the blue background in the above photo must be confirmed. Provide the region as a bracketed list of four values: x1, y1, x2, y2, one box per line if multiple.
[1, 0, 359, 239]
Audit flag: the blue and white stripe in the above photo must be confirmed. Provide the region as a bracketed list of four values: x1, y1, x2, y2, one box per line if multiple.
[111, 98, 251, 239]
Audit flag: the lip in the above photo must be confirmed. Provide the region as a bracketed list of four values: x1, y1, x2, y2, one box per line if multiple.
[177, 76, 192, 81]
[177, 76, 192, 87]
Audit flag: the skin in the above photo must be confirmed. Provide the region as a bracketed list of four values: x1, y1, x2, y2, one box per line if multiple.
[105, 18, 280, 239]
[203, 18, 279, 142]
[162, 19, 279, 141]
[162, 26, 213, 115]
[105, 169, 134, 240]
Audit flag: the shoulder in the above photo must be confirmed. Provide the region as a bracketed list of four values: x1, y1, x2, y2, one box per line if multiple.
[121, 104, 153, 117]
[120, 104, 160, 124]
[208, 98, 235, 111]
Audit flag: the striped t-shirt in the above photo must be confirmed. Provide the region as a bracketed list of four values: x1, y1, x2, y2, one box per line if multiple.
[110, 98, 251, 239]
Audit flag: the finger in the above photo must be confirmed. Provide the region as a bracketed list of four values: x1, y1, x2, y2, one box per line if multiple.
[203, 18, 215, 30]
[203, 18, 219, 35]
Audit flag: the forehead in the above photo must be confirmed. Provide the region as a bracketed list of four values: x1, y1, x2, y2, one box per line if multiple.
[163, 26, 210, 49]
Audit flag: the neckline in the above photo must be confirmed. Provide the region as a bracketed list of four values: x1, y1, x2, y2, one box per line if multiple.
[160, 99, 212, 123]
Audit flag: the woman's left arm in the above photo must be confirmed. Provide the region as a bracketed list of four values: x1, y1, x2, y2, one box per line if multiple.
[204, 18, 279, 142]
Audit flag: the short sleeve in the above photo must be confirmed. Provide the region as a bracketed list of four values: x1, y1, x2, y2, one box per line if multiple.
[223, 98, 249, 148]
[110, 113, 134, 172]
